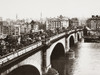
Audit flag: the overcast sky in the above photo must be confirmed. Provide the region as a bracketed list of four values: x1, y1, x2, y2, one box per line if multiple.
[0, 0, 100, 20]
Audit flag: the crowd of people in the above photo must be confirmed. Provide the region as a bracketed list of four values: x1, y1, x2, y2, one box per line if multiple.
[0, 29, 65, 57]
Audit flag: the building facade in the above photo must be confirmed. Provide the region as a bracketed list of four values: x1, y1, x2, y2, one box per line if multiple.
[70, 18, 79, 28]
[46, 15, 69, 31]
[30, 20, 39, 33]
[86, 15, 100, 30]
[0, 19, 33, 38]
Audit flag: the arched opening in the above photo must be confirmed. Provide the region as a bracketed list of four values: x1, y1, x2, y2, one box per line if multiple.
[69, 36, 74, 48]
[51, 43, 65, 61]
[7, 65, 40, 75]
[77, 33, 80, 41]
[50, 43, 65, 75]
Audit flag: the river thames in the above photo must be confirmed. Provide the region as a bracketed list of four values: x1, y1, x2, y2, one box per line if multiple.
[52, 40, 100, 75]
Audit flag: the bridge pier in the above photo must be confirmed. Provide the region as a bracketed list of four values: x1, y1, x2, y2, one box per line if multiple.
[42, 43, 52, 75]
[42, 45, 48, 75]
[75, 33, 78, 43]
[65, 38, 70, 52]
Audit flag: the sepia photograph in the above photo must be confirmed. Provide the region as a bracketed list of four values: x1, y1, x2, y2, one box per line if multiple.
[0, 0, 100, 75]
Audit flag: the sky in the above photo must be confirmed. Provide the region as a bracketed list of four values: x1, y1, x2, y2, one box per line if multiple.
[0, 0, 100, 20]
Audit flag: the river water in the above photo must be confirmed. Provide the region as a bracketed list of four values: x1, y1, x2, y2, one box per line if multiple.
[52, 41, 100, 75]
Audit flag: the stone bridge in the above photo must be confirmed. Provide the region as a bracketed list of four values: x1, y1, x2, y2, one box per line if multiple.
[0, 29, 83, 75]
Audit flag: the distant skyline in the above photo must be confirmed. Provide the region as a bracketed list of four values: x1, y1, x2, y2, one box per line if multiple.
[0, 0, 100, 20]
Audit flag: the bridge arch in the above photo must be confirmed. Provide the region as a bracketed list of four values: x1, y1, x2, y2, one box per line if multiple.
[50, 43, 65, 60]
[77, 33, 80, 41]
[69, 35, 74, 48]
[46, 38, 66, 70]
[77, 31, 83, 42]
[50, 43, 65, 67]
[7, 65, 40, 75]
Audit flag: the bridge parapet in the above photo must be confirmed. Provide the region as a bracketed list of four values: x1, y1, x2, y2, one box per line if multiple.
[42, 32, 66, 49]
[0, 41, 42, 66]
[67, 30, 75, 34]
[66, 29, 82, 35]
[49, 32, 66, 42]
